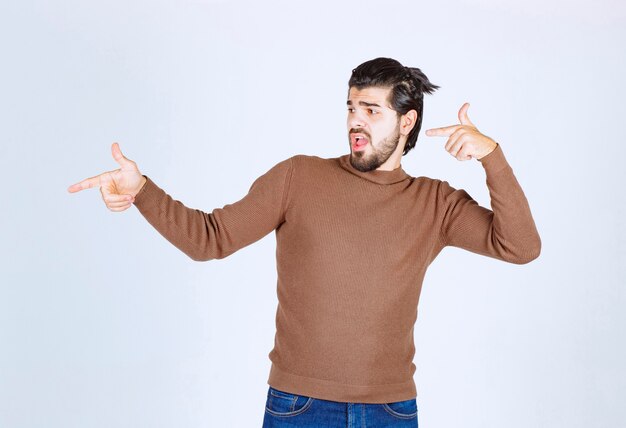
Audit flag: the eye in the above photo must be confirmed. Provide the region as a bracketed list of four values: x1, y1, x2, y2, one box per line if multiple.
[347, 108, 355, 113]
[368, 109, 378, 114]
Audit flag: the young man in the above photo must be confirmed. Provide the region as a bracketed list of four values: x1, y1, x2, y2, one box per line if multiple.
[68, 57, 541, 427]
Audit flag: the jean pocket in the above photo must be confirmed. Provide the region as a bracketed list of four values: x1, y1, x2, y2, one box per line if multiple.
[265, 386, 314, 417]
[382, 397, 418, 419]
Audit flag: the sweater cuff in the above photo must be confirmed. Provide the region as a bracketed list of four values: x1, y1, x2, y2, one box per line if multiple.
[477, 143, 509, 174]
[132, 175, 161, 214]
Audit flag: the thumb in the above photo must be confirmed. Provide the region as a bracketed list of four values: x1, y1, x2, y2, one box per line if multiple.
[458, 102, 475, 127]
[111, 142, 133, 168]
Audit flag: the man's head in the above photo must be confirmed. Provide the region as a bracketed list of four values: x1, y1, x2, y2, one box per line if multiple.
[347, 57, 439, 172]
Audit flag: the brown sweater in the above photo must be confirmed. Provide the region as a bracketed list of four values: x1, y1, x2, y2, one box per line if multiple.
[132, 144, 541, 403]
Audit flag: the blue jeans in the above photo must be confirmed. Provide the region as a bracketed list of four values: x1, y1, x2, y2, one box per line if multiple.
[262, 386, 418, 427]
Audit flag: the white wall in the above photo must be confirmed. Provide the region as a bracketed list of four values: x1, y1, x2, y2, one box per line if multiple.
[1, 0, 624, 426]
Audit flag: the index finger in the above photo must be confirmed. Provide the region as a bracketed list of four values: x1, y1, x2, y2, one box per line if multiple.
[425, 124, 460, 137]
[67, 174, 103, 193]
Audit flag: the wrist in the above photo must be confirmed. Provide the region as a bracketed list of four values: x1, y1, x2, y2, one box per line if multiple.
[133, 175, 147, 197]
[477, 141, 498, 160]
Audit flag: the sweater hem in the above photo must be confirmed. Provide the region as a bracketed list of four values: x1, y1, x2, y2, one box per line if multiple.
[267, 363, 417, 404]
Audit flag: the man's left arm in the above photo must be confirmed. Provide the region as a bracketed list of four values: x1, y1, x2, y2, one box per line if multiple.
[426, 102, 542, 264]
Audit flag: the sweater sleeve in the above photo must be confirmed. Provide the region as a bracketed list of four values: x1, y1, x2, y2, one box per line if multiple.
[438, 144, 541, 264]
[131, 157, 294, 261]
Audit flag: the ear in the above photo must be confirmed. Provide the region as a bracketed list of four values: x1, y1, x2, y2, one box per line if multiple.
[400, 109, 418, 136]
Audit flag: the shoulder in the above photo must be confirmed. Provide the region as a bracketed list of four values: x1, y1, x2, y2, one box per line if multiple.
[290, 153, 333, 164]
[288, 153, 344, 173]
[260, 154, 330, 182]
[410, 176, 457, 190]
[407, 175, 445, 190]
[403, 176, 466, 205]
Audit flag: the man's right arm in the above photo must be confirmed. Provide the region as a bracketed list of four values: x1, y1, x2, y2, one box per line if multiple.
[132, 157, 294, 261]
[438, 145, 541, 264]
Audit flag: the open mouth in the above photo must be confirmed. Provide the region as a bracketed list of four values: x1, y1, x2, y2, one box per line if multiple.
[351, 134, 369, 149]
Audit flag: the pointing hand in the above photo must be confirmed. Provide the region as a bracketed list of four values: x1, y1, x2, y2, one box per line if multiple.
[67, 143, 147, 212]
[425, 103, 498, 161]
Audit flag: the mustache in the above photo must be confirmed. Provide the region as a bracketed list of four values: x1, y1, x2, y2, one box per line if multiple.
[349, 129, 370, 138]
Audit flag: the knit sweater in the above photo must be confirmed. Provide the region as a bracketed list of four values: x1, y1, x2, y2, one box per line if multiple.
[132, 143, 541, 404]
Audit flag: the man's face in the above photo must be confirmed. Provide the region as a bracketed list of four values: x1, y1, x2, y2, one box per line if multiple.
[347, 86, 403, 172]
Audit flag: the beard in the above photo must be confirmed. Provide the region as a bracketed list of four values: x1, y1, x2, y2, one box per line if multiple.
[350, 121, 401, 172]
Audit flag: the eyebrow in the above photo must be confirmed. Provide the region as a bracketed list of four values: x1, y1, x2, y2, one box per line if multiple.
[346, 100, 383, 108]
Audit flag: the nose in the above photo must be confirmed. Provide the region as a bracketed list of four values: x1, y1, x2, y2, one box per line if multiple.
[348, 110, 366, 130]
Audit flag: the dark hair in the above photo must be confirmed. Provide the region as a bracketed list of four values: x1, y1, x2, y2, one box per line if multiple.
[348, 57, 440, 156]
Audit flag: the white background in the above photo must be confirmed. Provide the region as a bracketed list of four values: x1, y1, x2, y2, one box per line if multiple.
[1, 0, 624, 427]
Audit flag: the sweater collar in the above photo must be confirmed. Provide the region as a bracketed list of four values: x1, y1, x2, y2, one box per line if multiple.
[338, 154, 410, 185]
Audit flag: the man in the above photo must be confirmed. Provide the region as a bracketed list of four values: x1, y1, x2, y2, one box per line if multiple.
[68, 57, 541, 427]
